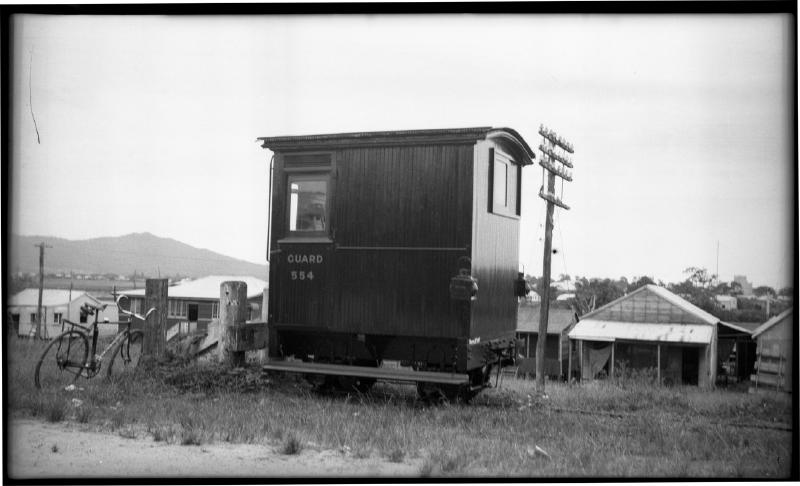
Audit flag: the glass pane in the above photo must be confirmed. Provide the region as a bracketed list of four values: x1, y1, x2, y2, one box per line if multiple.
[289, 179, 327, 231]
[494, 160, 507, 209]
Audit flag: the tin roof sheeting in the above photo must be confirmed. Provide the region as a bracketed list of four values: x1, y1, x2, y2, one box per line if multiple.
[751, 308, 793, 338]
[568, 319, 714, 344]
[8, 289, 89, 307]
[122, 275, 267, 300]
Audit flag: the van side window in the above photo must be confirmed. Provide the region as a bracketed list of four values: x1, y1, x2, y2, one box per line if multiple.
[288, 175, 328, 233]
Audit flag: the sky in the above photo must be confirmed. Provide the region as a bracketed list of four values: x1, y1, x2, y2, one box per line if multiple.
[9, 13, 796, 289]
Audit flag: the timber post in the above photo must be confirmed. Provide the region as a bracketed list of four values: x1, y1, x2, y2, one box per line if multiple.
[143, 278, 168, 362]
[219, 281, 248, 367]
[535, 125, 574, 392]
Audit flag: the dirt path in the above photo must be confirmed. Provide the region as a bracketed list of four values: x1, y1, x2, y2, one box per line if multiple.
[7, 419, 422, 479]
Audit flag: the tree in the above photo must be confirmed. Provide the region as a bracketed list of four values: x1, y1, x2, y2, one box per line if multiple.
[629, 276, 655, 293]
[574, 277, 627, 315]
[778, 287, 793, 298]
[683, 267, 715, 289]
[754, 286, 776, 298]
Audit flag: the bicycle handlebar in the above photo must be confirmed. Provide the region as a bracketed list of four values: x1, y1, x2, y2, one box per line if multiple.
[116, 295, 157, 322]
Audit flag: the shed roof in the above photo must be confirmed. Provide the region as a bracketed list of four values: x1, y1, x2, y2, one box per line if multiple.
[122, 276, 267, 300]
[258, 127, 535, 165]
[517, 304, 577, 334]
[581, 284, 719, 326]
[569, 319, 714, 344]
[751, 308, 793, 338]
[8, 288, 92, 307]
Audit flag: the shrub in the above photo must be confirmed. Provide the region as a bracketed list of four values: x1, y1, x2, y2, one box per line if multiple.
[45, 401, 66, 423]
[281, 434, 303, 455]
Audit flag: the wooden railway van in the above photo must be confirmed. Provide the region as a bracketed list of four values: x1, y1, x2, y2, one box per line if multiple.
[258, 127, 534, 397]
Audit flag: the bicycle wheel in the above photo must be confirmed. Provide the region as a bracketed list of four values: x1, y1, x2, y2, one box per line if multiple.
[34, 330, 89, 390]
[106, 330, 144, 379]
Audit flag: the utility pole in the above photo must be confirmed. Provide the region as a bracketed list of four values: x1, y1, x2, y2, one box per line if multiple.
[536, 125, 574, 392]
[34, 242, 52, 339]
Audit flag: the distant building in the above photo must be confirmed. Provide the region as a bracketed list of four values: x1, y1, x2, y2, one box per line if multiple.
[568, 284, 752, 387]
[750, 308, 793, 393]
[734, 275, 754, 296]
[120, 275, 267, 336]
[6, 288, 118, 338]
[715, 295, 738, 311]
[516, 302, 579, 378]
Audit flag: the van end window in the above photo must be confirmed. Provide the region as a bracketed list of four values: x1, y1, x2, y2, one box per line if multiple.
[288, 176, 328, 233]
[490, 149, 519, 217]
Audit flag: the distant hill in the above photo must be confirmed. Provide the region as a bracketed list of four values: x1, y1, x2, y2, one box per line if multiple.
[7, 233, 268, 279]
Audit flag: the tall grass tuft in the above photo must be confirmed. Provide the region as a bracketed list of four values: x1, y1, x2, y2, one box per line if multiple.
[280, 433, 303, 455]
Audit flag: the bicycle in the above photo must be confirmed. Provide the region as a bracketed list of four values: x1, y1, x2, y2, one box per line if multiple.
[34, 295, 156, 390]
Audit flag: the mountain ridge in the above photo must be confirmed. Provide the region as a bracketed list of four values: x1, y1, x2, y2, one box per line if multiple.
[8, 232, 267, 279]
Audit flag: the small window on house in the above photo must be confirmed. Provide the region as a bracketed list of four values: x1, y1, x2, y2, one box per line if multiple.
[288, 175, 328, 233]
[79, 312, 87, 323]
[31, 313, 38, 323]
[488, 148, 520, 217]
[168, 300, 187, 318]
[212, 302, 219, 319]
[54, 313, 62, 324]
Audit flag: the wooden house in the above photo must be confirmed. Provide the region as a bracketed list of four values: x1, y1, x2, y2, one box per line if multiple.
[120, 275, 267, 335]
[516, 302, 578, 378]
[258, 127, 535, 393]
[7, 288, 118, 338]
[750, 308, 793, 393]
[568, 284, 751, 387]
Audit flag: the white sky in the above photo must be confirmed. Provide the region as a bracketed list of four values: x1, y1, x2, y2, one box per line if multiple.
[10, 14, 795, 289]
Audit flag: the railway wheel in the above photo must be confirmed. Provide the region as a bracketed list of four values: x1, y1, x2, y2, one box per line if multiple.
[34, 331, 89, 390]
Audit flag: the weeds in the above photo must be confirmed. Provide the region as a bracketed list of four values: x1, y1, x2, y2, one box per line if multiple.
[6, 334, 794, 478]
[45, 401, 66, 423]
[280, 434, 303, 455]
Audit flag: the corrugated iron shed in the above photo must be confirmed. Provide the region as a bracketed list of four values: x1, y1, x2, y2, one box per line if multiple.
[517, 304, 577, 334]
[568, 319, 714, 344]
[752, 308, 792, 338]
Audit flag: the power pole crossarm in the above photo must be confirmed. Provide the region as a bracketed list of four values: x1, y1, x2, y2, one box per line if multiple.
[535, 125, 575, 393]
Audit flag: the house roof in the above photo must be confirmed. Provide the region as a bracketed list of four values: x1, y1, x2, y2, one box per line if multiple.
[568, 320, 714, 344]
[752, 308, 793, 338]
[517, 304, 577, 334]
[258, 127, 536, 165]
[581, 284, 719, 326]
[121, 276, 267, 300]
[8, 288, 94, 307]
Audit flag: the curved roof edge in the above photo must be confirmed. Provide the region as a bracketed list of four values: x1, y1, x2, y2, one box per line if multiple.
[486, 127, 535, 165]
[258, 127, 535, 164]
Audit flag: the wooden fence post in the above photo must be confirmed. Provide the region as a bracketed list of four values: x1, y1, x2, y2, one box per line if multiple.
[143, 278, 168, 362]
[219, 281, 247, 367]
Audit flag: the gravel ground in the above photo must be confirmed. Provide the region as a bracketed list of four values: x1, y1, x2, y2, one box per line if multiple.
[7, 419, 422, 479]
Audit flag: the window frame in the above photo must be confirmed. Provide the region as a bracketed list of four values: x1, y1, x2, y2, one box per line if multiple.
[168, 299, 187, 318]
[285, 171, 332, 238]
[488, 147, 520, 218]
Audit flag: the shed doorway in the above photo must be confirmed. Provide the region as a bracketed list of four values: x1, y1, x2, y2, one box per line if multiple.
[681, 347, 699, 385]
[187, 303, 198, 323]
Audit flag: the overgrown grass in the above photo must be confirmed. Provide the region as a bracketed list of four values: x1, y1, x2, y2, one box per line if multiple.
[7, 334, 794, 478]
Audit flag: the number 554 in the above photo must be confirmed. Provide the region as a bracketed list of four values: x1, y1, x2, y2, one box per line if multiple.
[290, 271, 314, 281]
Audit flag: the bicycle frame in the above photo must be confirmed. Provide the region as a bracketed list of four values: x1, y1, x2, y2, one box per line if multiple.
[56, 302, 138, 377]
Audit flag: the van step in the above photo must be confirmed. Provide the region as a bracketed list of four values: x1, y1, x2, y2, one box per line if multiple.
[262, 360, 469, 385]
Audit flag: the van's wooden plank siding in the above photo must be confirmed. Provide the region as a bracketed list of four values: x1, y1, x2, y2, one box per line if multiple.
[268, 142, 476, 339]
[329, 144, 474, 338]
[470, 140, 521, 341]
